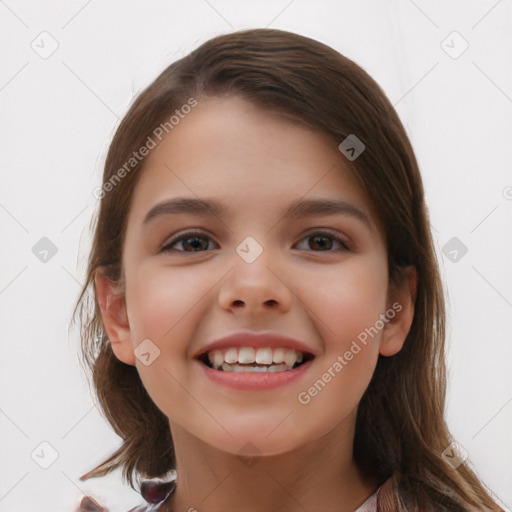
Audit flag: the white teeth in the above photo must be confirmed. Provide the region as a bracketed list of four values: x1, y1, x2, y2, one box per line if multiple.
[213, 350, 224, 368]
[208, 350, 223, 367]
[205, 346, 307, 371]
[220, 362, 289, 372]
[272, 347, 285, 364]
[238, 346, 255, 364]
[284, 349, 299, 367]
[248, 365, 267, 372]
[255, 347, 273, 364]
[224, 347, 238, 364]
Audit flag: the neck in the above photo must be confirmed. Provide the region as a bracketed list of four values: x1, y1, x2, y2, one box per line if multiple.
[165, 412, 379, 512]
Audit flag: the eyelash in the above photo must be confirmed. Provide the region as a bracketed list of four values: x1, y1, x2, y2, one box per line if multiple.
[160, 229, 351, 254]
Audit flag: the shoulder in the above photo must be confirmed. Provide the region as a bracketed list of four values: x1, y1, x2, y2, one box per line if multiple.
[75, 480, 176, 512]
[376, 475, 418, 512]
[375, 475, 506, 512]
[76, 494, 147, 511]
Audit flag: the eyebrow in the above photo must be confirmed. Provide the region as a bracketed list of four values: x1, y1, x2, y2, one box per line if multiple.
[143, 196, 371, 227]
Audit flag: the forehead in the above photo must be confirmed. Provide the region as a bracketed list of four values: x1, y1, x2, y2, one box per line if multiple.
[127, 96, 377, 230]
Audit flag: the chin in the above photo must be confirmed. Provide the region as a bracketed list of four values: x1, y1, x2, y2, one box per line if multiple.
[200, 425, 304, 459]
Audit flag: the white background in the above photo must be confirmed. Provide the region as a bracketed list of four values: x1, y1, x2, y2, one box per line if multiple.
[1, 1, 511, 510]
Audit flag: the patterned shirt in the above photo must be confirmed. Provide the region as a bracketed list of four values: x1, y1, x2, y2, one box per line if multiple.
[77, 478, 385, 511]
[75, 475, 505, 512]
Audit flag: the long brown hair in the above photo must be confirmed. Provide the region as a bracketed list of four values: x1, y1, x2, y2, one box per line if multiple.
[71, 28, 502, 511]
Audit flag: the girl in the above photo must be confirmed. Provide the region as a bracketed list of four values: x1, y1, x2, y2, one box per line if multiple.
[72, 28, 505, 512]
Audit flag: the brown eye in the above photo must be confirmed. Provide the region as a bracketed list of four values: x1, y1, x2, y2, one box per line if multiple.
[309, 235, 332, 251]
[161, 231, 216, 253]
[295, 231, 350, 252]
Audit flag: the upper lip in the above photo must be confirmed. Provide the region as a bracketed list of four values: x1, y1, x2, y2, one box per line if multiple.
[194, 331, 317, 359]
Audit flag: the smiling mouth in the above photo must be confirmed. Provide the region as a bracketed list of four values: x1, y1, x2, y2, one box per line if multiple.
[198, 346, 314, 372]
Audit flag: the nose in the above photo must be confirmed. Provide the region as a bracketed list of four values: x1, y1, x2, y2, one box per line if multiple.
[217, 244, 293, 316]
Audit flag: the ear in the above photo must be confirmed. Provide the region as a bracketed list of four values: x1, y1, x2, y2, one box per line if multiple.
[94, 269, 136, 366]
[379, 266, 417, 357]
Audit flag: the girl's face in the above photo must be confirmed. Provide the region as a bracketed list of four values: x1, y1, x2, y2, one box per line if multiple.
[98, 96, 414, 457]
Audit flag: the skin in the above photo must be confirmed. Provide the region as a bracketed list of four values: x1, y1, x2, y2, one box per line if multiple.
[95, 96, 417, 512]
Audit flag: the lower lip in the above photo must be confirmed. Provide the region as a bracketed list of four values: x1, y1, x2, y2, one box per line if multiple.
[197, 359, 314, 390]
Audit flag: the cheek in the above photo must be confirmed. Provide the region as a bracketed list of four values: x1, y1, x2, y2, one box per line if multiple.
[125, 262, 209, 347]
[307, 256, 388, 347]
[123, 264, 207, 419]
[295, 260, 386, 426]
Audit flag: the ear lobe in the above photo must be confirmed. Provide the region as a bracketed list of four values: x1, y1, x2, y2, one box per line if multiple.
[380, 266, 417, 357]
[94, 269, 136, 366]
